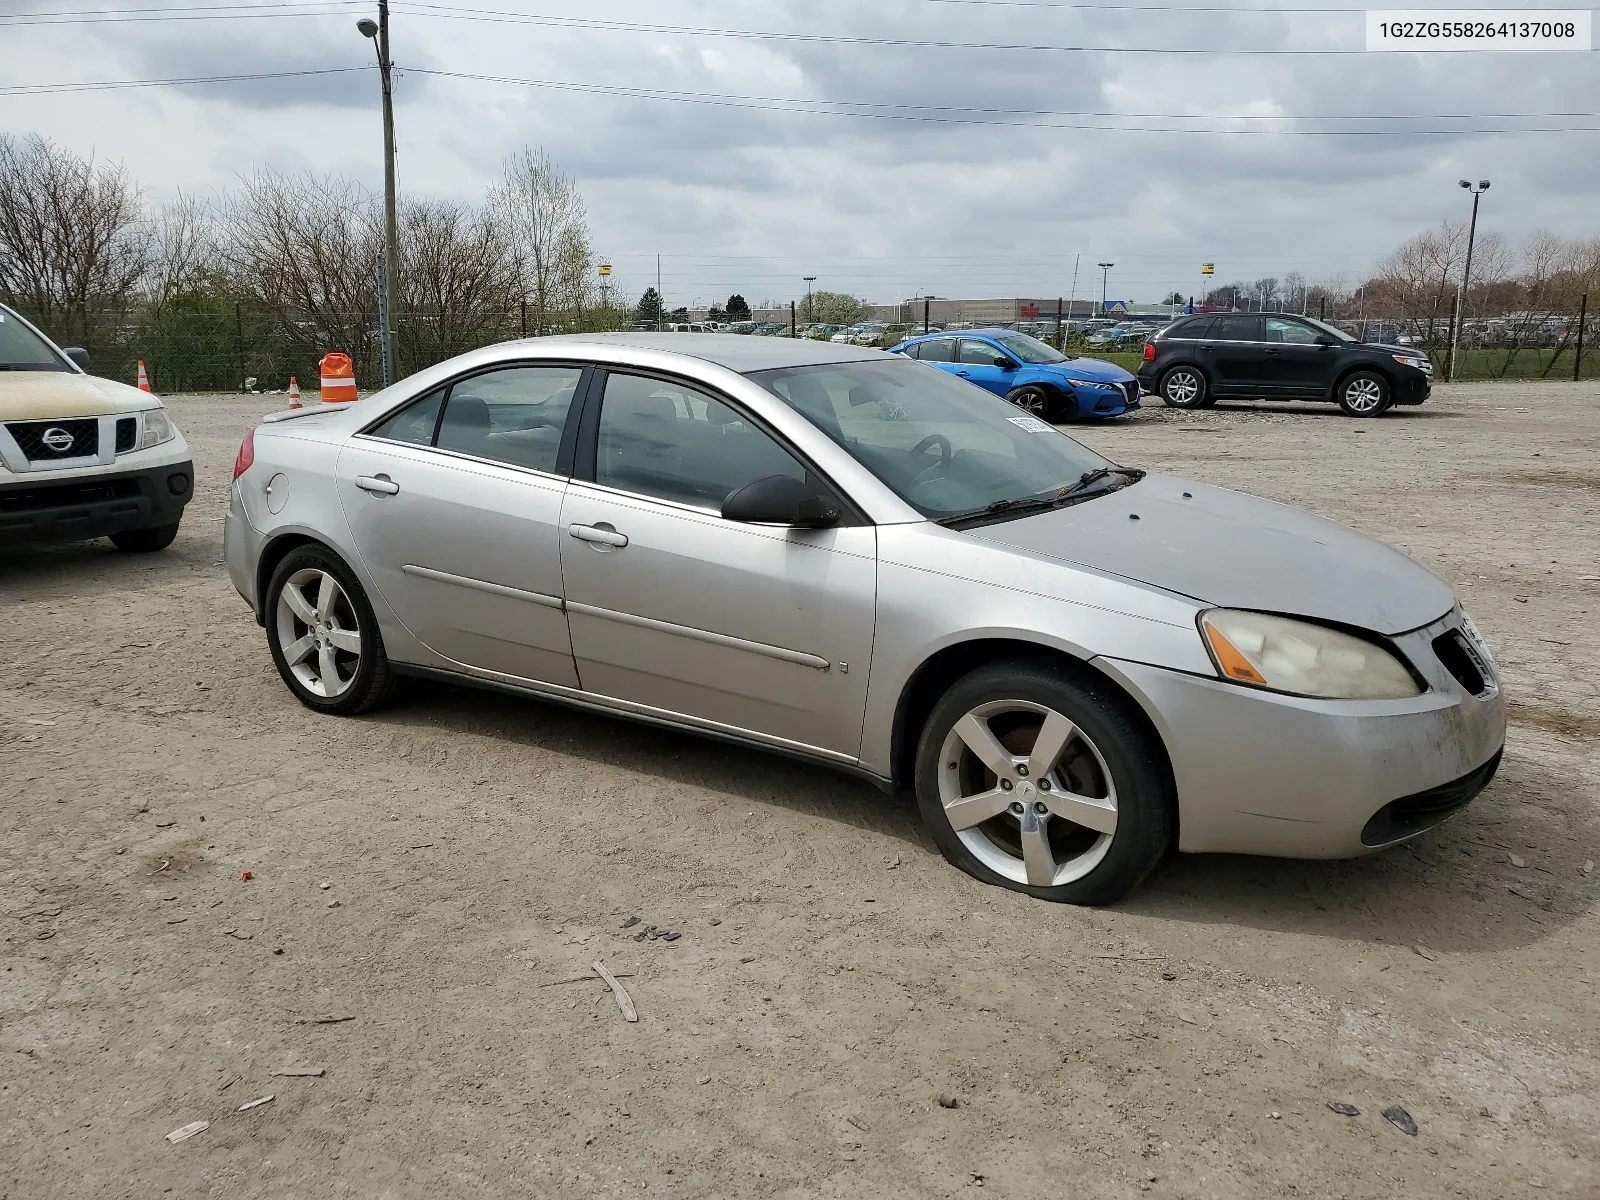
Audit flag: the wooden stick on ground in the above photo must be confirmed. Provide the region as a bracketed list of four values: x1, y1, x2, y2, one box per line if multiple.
[592, 960, 638, 1022]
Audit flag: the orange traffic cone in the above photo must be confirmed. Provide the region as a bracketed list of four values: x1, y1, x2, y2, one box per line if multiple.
[287, 377, 303, 409]
[136, 360, 152, 393]
[319, 352, 357, 403]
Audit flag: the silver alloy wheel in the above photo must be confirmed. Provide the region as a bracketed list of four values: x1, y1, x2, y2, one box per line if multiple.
[1343, 377, 1384, 412]
[275, 567, 362, 698]
[936, 699, 1118, 887]
[1164, 369, 1200, 405]
[1012, 389, 1047, 417]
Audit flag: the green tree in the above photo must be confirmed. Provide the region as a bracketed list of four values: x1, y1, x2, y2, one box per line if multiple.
[725, 293, 751, 321]
[633, 286, 662, 327]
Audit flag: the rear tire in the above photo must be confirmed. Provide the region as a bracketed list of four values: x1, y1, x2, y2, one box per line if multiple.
[1159, 366, 1207, 409]
[109, 521, 179, 553]
[913, 660, 1174, 905]
[1337, 371, 1391, 417]
[265, 546, 398, 716]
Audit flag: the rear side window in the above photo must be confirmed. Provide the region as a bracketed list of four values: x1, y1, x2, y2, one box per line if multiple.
[917, 338, 956, 363]
[370, 387, 444, 445]
[1210, 315, 1261, 342]
[1166, 317, 1213, 339]
[435, 365, 583, 472]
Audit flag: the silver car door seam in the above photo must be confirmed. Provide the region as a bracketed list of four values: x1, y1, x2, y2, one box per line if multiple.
[400, 564, 564, 610]
[563, 601, 831, 670]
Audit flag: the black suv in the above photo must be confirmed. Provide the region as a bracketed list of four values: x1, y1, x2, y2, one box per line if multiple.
[1136, 313, 1433, 417]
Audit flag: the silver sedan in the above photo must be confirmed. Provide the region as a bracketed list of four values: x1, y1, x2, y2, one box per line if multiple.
[224, 334, 1505, 904]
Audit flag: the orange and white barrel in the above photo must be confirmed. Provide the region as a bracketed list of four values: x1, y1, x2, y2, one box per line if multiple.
[319, 352, 357, 403]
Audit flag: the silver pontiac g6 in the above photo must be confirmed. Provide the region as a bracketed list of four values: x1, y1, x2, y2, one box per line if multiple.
[225, 334, 1505, 904]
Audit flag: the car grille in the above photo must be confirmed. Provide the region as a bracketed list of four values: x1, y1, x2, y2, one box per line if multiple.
[1360, 751, 1501, 847]
[115, 416, 138, 453]
[1120, 380, 1140, 406]
[7, 417, 98, 462]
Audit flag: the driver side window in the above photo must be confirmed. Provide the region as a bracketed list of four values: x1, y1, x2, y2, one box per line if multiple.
[959, 339, 1008, 367]
[1265, 317, 1319, 345]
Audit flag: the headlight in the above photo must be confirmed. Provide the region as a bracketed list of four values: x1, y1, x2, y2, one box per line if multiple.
[1069, 379, 1118, 391]
[1392, 354, 1428, 370]
[1199, 609, 1421, 700]
[141, 407, 176, 449]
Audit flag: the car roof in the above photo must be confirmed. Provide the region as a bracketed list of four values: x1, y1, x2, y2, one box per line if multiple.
[905, 328, 1014, 341]
[528, 331, 886, 371]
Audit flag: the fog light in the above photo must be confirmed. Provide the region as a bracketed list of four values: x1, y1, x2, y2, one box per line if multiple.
[167, 472, 189, 496]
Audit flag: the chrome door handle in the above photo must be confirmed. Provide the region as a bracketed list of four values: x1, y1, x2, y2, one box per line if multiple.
[355, 475, 400, 495]
[1265, 348, 1283, 355]
[567, 523, 628, 548]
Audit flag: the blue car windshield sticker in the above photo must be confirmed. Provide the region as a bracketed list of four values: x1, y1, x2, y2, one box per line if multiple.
[1007, 416, 1056, 434]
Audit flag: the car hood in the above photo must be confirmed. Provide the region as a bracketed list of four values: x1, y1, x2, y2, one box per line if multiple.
[966, 473, 1455, 636]
[0, 371, 160, 420]
[1358, 342, 1423, 357]
[1045, 357, 1135, 384]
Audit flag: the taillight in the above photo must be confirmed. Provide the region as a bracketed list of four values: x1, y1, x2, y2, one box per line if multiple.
[1142, 342, 1156, 361]
[232, 427, 255, 480]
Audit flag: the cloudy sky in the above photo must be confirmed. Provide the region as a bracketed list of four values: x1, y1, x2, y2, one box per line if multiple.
[4, 1, 1597, 309]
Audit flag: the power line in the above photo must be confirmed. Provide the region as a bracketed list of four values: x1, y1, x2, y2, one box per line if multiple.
[0, 2, 363, 25]
[393, 3, 1596, 54]
[0, 66, 371, 94]
[407, 68, 1600, 135]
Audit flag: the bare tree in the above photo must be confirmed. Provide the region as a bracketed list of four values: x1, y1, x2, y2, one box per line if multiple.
[0, 133, 149, 347]
[398, 197, 519, 366]
[144, 191, 219, 311]
[493, 147, 594, 334]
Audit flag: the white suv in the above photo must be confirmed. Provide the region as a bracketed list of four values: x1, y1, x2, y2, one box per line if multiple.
[0, 303, 193, 552]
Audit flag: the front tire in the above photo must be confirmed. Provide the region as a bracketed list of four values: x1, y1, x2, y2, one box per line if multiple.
[265, 546, 398, 715]
[913, 660, 1174, 905]
[1338, 371, 1391, 417]
[1005, 385, 1056, 421]
[109, 521, 180, 553]
[1159, 366, 1207, 409]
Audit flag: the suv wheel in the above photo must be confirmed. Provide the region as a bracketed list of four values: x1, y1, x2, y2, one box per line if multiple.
[1159, 366, 1207, 409]
[1338, 371, 1391, 417]
[265, 546, 398, 715]
[109, 521, 180, 553]
[913, 660, 1174, 905]
[1005, 385, 1054, 420]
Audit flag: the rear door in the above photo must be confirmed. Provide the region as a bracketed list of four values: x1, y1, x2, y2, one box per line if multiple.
[954, 338, 1016, 396]
[558, 369, 877, 759]
[336, 363, 587, 686]
[1262, 316, 1337, 396]
[1204, 315, 1266, 394]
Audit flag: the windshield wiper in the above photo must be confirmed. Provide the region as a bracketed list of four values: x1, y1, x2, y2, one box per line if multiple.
[936, 467, 1145, 527]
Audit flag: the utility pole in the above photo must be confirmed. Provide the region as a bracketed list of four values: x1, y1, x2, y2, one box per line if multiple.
[803, 276, 817, 324]
[656, 255, 663, 331]
[1575, 292, 1588, 382]
[1449, 179, 1490, 382]
[358, 5, 399, 384]
[1098, 263, 1114, 315]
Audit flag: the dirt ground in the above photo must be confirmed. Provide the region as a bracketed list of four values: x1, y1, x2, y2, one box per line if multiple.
[2, 381, 1597, 1199]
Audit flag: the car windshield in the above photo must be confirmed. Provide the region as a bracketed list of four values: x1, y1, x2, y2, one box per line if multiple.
[1302, 315, 1357, 343]
[0, 309, 69, 371]
[748, 358, 1116, 520]
[992, 332, 1068, 364]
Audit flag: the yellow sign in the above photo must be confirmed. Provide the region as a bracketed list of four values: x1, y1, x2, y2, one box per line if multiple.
[1201, 263, 1215, 274]
[598, 263, 613, 276]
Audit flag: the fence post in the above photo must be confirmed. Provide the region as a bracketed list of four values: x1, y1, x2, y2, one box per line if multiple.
[1576, 292, 1589, 383]
[234, 301, 245, 393]
[790, 300, 797, 338]
[519, 300, 527, 337]
[1319, 296, 1326, 322]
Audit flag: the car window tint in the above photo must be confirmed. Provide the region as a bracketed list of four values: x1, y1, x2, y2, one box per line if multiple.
[1169, 317, 1213, 339]
[369, 387, 444, 445]
[1210, 315, 1261, 342]
[595, 373, 805, 509]
[958, 339, 1004, 367]
[1265, 317, 1320, 345]
[917, 338, 956, 363]
[436, 365, 582, 472]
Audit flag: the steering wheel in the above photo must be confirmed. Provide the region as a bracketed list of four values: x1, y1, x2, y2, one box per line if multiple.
[907, 433, 952, 487]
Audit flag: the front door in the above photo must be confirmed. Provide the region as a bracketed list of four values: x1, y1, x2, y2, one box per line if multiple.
[336, 363, 587, 686]
[1204, 314, 1266, 394]
[1261, 316, 1339, 396]
[559, 370, 877, 759]
[954, 338, 1017, 396]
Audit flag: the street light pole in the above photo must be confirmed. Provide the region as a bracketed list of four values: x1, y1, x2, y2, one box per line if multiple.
[1098, 262, 1114, 314]
[358, 5, 400, 385]
[803, 276, 817, 324]
[1449, 179, 1490, 382]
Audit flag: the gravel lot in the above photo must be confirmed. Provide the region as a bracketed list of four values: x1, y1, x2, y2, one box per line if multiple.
[3, 381, 1597, 1199]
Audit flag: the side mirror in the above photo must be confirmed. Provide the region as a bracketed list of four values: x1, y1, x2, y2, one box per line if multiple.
[1313, 334, 1335, 347]
[995, 357, 1018, 370]
[62, 346, 90, 370]
[722, 474, 839, 528]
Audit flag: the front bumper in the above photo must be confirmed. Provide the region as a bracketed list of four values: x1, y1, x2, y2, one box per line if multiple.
[1094, 609, 1506, 858]
[0, 459, 193, 547]
[1393, 367, 1432, 405]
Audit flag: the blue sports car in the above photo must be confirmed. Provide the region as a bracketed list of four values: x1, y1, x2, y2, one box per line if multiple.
[889, 328, 1140, 421]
